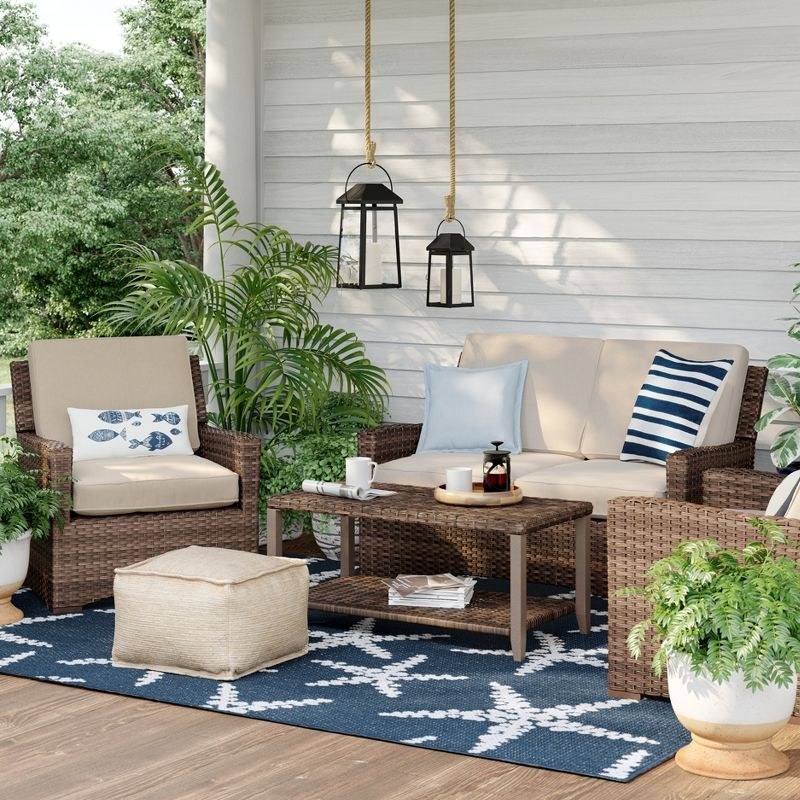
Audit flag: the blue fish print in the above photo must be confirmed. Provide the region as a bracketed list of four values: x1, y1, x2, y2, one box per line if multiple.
[88, 429, 120, 443]
[128, 431, 173, 452]
[97, 410, 142, 425]
[170, 428, 181, 435]
[152, 411, 181, 425]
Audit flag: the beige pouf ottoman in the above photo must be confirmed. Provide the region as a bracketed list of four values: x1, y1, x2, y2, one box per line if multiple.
[112, 546, 309, 679]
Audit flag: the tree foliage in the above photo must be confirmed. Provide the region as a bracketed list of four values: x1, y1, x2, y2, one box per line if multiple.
[0, 0, 205, 355]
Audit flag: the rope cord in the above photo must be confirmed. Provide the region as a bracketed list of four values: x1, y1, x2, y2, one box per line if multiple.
[364, 0, 376, 165]
[444, 0, 456, 221]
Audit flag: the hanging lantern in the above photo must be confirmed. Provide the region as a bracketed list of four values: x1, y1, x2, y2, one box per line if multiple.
[426, 219, 474, 307]
[336, 163, 402, 289]
[425, 0, 475, 309]
[336, 0, 401, 290]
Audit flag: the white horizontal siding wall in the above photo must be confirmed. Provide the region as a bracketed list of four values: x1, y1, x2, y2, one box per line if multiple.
[258, 0, 800, 462]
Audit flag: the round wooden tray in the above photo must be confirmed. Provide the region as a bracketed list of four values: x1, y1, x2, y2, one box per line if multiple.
[433, 482, 523, 507]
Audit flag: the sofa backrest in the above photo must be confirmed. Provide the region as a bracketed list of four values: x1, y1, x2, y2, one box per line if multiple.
[460, 333, 604, 456]
[580, 339, 749, 458]
[459, 333, 749, 460]
[27, 335, 200, 449]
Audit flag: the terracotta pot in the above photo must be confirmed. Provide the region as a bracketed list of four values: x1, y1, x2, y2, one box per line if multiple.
[667, 653, 796, 779]
[0, 531, 32, 625]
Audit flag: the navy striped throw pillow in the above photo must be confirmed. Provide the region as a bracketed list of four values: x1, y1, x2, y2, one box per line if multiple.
[620, 350, 734, 466]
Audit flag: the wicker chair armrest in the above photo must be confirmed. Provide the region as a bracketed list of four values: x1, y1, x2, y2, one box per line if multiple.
[701, 467, 782, 510]
[197, 423, 260, 471]
[665, 439, 755, 504]
[357, 422, 423, 463]
[197, 424, 261, 516]
[15, 431, 74, 514]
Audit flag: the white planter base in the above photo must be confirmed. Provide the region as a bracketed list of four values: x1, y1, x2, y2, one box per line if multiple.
[674, 722, 790, 780]
[0, 533, 32, 626]
[668, 654, 796, 780]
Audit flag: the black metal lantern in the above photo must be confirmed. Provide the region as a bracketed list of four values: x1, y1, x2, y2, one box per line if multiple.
[426, 218, 475, 307]
[336, 162, 402, 289]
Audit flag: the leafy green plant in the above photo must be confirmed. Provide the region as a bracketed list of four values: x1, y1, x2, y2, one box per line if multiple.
[102, 149, 389, 452]
[0, 436, 66, 551]
[258, 391, 384, 529]
[755, 261, 800, 468]
[620, 517, 800, 690]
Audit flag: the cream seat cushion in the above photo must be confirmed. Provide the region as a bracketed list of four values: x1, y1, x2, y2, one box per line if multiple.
[514, 458, 668, 517]
[375, 450, 581, 489]
[72, 455, 239, 515]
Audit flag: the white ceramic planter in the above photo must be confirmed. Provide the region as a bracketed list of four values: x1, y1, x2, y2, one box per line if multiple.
[667, 653, 797, 779]
[311, 513, 359, 561]
[0, 531, 32, 625]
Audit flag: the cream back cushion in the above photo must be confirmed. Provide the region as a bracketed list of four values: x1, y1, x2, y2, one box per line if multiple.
[460, 333, 604, 456]
[581, 339, 749, 459]
[28, 336, 200, 450]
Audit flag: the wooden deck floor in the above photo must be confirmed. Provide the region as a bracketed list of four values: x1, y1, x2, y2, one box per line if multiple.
[3, 673, 800, 800]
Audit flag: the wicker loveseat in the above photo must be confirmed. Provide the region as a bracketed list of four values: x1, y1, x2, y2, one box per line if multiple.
[358, 333, 767, 595]
[11, 336, 261, 612]
[606, 471, 800, 718]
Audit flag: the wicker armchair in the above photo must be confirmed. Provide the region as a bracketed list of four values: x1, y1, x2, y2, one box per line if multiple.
[12, 348, 261, 612]
[606, 490, 800, 718]
[357, 365, 767, 596]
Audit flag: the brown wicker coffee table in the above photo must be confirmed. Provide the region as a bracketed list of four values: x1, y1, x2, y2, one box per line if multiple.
[266, 484, 592, 661]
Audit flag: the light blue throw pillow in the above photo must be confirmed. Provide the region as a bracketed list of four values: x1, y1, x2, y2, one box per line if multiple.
[620, 350, 733, 465]
[415, 360, 528, 454]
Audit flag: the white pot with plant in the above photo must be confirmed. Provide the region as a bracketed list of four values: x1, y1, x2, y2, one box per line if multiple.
[621, 517, 800, 779]
[0, 436, 65, 624]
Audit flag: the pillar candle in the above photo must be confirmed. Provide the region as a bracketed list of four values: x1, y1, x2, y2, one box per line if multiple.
[440, 266, 463, 304]
[364, 242, 384, 285]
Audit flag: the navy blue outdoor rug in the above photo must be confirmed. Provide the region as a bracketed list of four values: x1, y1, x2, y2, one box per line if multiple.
[0, 558, 688, 783]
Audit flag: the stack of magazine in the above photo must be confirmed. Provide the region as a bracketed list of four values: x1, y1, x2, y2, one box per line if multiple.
[383, 573, 476, 608]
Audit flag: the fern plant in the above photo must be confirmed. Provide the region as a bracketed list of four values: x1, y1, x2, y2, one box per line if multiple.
[620, 517, 800, 690]
[0, 436, 65, 552]
[102, 148, 389, 454]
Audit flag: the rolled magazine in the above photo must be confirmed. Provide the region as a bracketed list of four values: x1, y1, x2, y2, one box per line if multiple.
[301, 480, 396, 501]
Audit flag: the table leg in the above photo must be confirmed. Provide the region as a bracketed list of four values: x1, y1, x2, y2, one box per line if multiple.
[266, 508, 283, 557]
[509, 533, 527, 662]
[574, 515, 591, 634]
[339, 516, 355, 577]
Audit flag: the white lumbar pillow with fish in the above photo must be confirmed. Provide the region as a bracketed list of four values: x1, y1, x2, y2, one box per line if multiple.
[68, 405, 194, 462]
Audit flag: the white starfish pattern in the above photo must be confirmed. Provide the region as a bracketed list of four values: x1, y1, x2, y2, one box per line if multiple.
[452, 629, 607, 677]
[204, 681, 333, 715]
[0, 651, 36, 668]
[135, 670, 164, 687]
[308, 617, 449, 660]
[381, 680, 658, 755]
[0, 631, 53, 648]
[306, 653, 469, 698]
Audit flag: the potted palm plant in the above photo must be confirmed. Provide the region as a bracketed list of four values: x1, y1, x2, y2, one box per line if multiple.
[102, 148, 389, 451]
[620, 516, 800, 780]
[0, 436, 65, 624]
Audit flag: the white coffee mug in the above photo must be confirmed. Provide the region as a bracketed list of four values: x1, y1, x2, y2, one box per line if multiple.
[446, 466, 473, 492]
[346, 456, 378, 490]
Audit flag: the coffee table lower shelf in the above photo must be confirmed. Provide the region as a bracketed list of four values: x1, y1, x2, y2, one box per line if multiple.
[308, 575, 576, 648]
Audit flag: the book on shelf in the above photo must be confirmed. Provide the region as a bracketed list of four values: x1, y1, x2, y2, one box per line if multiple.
[301, 480, 396, 501]
[382, 573, 477, 608]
